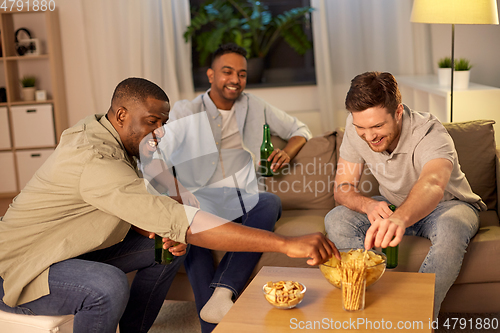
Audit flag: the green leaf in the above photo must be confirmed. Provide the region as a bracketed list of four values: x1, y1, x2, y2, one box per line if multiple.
[281, 24, 312, 55]
[185, 0, 315, 63]
[438, 57, 452, 68]
[455, 58, 472, 71]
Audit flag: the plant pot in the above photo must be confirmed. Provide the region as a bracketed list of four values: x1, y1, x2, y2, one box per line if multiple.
[438, 68, 451, 87]
[454, 70, 470, 90]
[22, 87, 36, 101]
[438, 68, 470, 90]
[246, 57, 265, 84]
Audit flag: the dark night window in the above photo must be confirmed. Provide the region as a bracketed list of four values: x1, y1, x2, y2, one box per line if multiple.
[188, 0, 316, 90]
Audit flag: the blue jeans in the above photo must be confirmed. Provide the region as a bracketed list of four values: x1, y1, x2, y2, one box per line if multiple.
[184, 190, 281, 333]
[0, 229, 185, 333]
[324, 196, 480, 319]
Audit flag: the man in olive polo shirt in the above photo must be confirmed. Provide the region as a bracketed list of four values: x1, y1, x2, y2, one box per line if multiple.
[0, 78, 338, 333]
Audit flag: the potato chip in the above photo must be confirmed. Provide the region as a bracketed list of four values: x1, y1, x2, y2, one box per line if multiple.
[320, 249, 386, 288]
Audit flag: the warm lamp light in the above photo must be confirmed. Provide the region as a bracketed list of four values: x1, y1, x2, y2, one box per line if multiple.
[410, 0, 499, 121]
[411, 0, 499, 25]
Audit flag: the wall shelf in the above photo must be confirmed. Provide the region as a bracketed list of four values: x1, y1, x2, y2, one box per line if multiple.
[4, 54, 50, 61]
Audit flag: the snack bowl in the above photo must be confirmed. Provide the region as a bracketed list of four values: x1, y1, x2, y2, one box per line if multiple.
[262, 280, 306, 309]
[320, 248, 387, 288]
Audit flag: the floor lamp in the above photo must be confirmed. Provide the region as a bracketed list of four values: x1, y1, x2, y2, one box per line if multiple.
[410, 0, 499, 122]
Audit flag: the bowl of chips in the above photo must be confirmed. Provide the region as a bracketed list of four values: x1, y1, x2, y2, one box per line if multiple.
[262, 280, 306, 309]
[320, 248, 387, 288]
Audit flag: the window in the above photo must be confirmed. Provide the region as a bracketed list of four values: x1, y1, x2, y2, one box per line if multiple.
[188, 0, 316, 90]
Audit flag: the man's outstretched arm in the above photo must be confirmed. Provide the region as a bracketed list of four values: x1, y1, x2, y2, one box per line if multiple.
[187, 210, 340, 266]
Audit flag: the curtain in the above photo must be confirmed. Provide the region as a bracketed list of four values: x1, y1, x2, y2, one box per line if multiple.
[80, 0, 194, 113]
[311, 0, 433, 131]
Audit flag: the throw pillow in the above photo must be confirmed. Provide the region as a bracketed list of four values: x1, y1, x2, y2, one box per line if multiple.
[443, 120, 497, 210]
[265, 132, 336, 210]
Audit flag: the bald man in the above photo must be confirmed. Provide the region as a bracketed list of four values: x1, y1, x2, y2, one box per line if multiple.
[0, 78, 338, 333]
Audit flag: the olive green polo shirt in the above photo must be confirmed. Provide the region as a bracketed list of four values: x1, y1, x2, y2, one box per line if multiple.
[0, 114, 198, 307]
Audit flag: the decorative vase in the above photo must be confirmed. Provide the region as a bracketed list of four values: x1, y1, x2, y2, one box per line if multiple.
[22, 87, 36, 101]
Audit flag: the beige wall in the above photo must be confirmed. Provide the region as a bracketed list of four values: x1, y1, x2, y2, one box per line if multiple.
[431, 0, 500, 88]
[55, 1, 500, 131]
[430, 23, 500, 88]
[57, 0, 94, 126]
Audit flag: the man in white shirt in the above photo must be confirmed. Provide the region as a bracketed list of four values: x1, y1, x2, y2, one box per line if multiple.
[154, 44, 312, 332]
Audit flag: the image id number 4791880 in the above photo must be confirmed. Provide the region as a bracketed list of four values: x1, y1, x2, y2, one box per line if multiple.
[442, 317, 498, 330]
[0, 0, 55, 11]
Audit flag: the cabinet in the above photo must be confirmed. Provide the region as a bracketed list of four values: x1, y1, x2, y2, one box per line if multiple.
[0, 8, 67, 196]
[397, 75, 500, 145]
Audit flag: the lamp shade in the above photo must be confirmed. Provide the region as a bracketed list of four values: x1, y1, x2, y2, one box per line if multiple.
[411, 0, 499, 25]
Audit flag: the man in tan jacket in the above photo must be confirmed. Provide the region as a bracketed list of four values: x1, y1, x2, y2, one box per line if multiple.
[0, 78, 338, 333]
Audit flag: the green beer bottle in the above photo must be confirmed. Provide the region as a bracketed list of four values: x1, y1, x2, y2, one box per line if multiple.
[155, 234, 174, 265]
[260, 123, 274, 177]
[382, 204, 398, 269]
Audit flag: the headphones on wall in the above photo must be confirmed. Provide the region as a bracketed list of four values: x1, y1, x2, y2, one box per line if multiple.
[15, 28, 35, 56]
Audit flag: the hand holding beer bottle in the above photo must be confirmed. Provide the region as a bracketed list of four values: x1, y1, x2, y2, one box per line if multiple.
[382, 204, 399, 269]
[155, 235, 176, 265]
[260, 123, 274, 177]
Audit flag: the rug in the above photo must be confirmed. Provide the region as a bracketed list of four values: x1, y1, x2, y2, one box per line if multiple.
[150, 301, 499, 333]
[150, 301, 201, 333]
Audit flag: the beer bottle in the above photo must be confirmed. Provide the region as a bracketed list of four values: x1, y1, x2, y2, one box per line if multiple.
[382, 204, 399, 269]
[155, 235, 174, 265]
[260, 123, 274, 177]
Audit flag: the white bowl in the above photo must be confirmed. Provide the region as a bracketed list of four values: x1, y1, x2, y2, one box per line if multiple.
[262, 281, 306, 309]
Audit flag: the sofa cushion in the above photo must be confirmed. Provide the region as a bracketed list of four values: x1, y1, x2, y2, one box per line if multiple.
[274, 209, 329, 236]
[442, 120, 497, 211]
[393, 221, 500, 285]
[265, 132, 336, 210]
[441, 283, 500, 313]
[455, 224, 500, 284]
[479, 209, 500, 228]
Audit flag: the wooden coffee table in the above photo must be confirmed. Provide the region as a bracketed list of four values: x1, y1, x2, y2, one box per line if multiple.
[213, 266, 435, 332]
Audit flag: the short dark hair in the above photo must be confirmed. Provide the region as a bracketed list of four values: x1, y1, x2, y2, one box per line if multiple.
[211, 43, 247, 67]
[345, 72, 401, 116]
[111, 77, 169, 106]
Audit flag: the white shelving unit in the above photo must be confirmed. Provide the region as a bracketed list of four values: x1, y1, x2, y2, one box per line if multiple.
[397, 75, 500, 122]
[0, 9, 67, 197]
[397, 75, 500, 145]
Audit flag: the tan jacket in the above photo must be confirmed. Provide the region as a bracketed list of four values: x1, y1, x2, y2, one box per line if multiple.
[0, 115, 198, 307]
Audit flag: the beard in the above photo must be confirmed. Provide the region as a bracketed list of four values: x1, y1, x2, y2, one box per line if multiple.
[362, 127, 400, 153]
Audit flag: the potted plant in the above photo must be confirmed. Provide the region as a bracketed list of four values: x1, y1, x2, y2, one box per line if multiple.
[184, 0, 314, 83]
[437, 56, 452, 87]
[454, 58, 472, 90]
[437, 57, 472, 89]
[20, 75, 36, 101]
